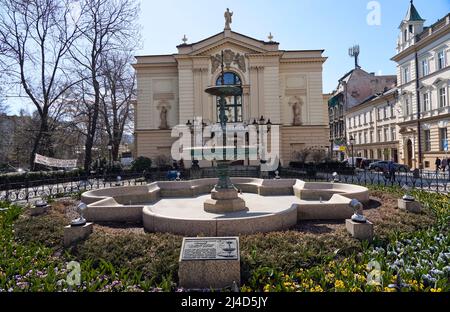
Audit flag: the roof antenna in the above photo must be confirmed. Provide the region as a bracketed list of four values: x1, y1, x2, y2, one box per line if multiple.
[348, 45, 361, 69]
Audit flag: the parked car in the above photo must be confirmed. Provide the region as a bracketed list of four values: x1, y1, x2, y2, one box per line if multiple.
[360, 159, 380, 169]
[342, 157, 366, 168]
[368, 161, 409, 172]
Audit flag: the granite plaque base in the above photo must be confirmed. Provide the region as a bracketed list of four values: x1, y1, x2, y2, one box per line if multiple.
[30, 206, 48, 216]
[398, 199, 421, 213]
[345, 219, 373, 241]
[64, 223, 93, 247]
[178, 237, 240, 289]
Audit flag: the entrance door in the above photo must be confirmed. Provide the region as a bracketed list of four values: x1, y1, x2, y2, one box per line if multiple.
[406, 140, 413, 168]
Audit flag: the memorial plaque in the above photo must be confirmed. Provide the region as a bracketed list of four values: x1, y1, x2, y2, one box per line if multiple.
[180, 237, 239, 261]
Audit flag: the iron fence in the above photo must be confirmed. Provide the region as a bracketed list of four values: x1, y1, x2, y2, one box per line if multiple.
[0, 167, 449, 203]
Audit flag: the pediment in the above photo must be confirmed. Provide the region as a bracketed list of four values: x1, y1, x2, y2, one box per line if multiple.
[178, 31, 277, 57]
[191, 38, 266, 56]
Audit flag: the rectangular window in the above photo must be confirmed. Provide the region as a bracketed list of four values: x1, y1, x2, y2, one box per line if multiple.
[383, 106, 388, 119]
[421, 59, 429, 76]
[424, 129, 431, 152]
[364, 132, 368, 144]
[437, 50, 446, 70]
[363, 113, 367, 125]
[403, 66, 410, 84]
[391, 127, 396, 141]
[440, 128, 448, 151]
[377, 149, 382, 159]
[378, 107, 383, 120]
[377, 130, 382, 142]
[390, 102, 394, 117]
[405, 98, 409, 116]
[358, 133, 362, 145]
[423, 92, 430, 111]
[384, 128, 389, 142]
[439, 87, 447, 108]
[370, 131, 374, 143]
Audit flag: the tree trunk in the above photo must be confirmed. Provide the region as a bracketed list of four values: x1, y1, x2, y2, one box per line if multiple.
[83, 73, 101, 171]
[29, 116, 49, 170]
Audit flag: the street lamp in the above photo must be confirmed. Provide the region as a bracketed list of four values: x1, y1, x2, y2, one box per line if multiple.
[107, 144, 112, 169]
[349, 135, 355, 168]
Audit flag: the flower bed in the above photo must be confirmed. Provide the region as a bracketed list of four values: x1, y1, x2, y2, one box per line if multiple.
[0, 185, 448, 292]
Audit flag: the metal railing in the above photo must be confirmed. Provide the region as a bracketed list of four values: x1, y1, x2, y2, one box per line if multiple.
[0, 166, 449, 203]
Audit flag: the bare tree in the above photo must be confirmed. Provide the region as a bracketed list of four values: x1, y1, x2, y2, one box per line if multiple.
[0, 0, 82, 169]
[100, 52, 135, 161]
[71, 0, 139, 171]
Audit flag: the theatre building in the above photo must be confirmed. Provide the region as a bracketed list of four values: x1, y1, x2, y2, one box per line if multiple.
[132, 10, 330, 167]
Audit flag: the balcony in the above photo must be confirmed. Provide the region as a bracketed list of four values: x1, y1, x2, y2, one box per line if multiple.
[400, 114, 417, 123]
[420, 106, 450, 119]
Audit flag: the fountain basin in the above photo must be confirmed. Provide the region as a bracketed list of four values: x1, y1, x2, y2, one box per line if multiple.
[81, 178, 370, 236]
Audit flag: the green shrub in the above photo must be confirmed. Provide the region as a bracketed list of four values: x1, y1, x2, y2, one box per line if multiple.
[131, 157, 152, 172]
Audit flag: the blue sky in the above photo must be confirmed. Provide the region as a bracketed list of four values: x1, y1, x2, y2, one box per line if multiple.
[6, 0, 450, 114]
[137, 0, 449, 91]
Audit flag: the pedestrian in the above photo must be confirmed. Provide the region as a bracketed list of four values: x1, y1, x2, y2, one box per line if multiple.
[442, 158, 448, 173]
[388, 159, 396, 183]
[448, 158, 450, 181]
[435, 157, 441, 171]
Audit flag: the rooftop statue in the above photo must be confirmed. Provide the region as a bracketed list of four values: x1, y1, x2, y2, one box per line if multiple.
[224, 8, 233, 30]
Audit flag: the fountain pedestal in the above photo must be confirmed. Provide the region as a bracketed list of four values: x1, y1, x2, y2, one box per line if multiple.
[204, 188, 246, 213]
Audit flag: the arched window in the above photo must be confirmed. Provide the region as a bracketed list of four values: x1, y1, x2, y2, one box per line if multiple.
[216, 72, 242, 123]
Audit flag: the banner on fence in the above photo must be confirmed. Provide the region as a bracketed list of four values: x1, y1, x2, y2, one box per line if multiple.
[34, 154, 78, 168]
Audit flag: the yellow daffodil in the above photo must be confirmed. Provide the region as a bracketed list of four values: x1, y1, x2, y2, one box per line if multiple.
[310, 285, 323, 292]
[334, 280, 345, 289]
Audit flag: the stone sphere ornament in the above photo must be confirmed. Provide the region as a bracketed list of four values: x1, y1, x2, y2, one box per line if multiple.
[71, 202, 87, 226]
[401, 184, 415, 201]
[349, 198, 366, 223]
[332, 172, 339, 183]
[34, 200, 49, 209]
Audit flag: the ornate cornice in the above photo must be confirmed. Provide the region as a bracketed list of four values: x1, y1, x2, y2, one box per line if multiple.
[280, 57, 327, 64]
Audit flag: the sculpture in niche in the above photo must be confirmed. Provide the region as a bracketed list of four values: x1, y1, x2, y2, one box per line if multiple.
[157, 101, 171, 129]
[210, 49, 246, 74]
[224, 8, 233, 30]
[289, 96, 303, 126]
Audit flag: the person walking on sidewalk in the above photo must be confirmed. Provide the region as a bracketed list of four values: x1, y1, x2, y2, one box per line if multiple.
[448, 158, 450, 181]
[442, 158, 448, 173]
[388, 159, 396, 183]
[435, 157, 441, 172]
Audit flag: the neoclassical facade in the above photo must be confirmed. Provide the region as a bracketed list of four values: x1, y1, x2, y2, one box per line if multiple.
[132, 12, 329, 167]
[345, 87, 399, 162]
[393, 2, 450, 169]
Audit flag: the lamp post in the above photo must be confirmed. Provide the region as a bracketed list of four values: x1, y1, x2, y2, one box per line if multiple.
[107, 144, 112, 169]
[349, 135, 355, 168]
[255, 116, 271, 165]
